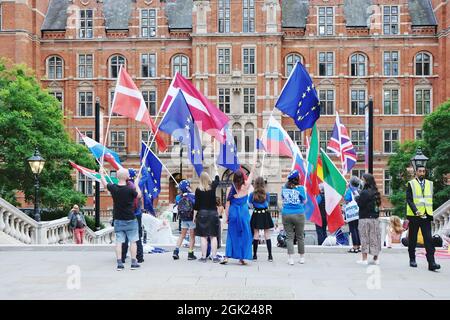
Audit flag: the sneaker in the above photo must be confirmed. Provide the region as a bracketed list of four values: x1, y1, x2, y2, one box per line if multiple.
[116, 264, 124, 271]
[172, 249, 179, 260]
[198, 257, 207, 263]
[130, 263, 140, 270]
[298, 256, 305, 264]
[188, 251, 197, 260]
[268, 254, 273, 262]
[356, 260, 368, 265]
[288, 257, 294, 265]
[212, 257, 221, 263]
[410, 260, 418, 268]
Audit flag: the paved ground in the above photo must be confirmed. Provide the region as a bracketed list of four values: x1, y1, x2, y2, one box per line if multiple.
[0, 246, 449, 300]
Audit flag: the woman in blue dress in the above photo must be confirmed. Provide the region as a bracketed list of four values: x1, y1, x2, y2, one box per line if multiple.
[221, 154, 257, 265]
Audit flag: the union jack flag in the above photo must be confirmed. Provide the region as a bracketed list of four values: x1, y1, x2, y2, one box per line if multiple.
[327, 113, 357, 175]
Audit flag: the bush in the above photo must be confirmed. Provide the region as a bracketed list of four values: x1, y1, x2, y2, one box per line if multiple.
[85, 215, 105, 230]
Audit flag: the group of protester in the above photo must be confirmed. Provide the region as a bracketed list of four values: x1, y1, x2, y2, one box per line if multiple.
[67, 156, 440, 273]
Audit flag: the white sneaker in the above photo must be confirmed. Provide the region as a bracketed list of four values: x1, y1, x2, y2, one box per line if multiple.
[298, 255, 305, 264]
[356, 260, 368, 265]
[372, 259, 380, 265]
[288, 257, 294, 265]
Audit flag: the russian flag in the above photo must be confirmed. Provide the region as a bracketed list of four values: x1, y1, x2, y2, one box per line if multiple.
[77, 129, 122, 170]
[261, 116, 296, 158]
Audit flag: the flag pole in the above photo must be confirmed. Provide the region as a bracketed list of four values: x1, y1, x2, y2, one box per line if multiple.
[260, 108, 276, 177]
[142, 141, 179, 187]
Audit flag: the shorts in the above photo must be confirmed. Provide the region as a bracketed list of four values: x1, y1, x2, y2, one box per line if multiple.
[181, 220, 196, 230]
[114, 219, 139, 244]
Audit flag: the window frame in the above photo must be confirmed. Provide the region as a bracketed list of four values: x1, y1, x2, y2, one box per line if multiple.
[242, 47, 256, 75]
[218, 0, 231, 33]
[414, 87, 432, 115]
[142, 89, 157, 116]
[49, 91, 64, 113]
[242, 0, 255, 33]
[318, 51, 334, 77]
[217, 47, 231, 75]
[109, 55, 126, 79]
[383, 51, 400, 76]
[384, 170, 392, 196]
[350, 88, 367, 116]
[77, 91, 94, 117]
[171, 54, 189, 77]
[109, 130, 127, 154]
[319, 89, 335, 115]
[383, 129, 400, 154]
[317, 6, 335, 36]
[415, 52, 432, 76]
[77, 53, 94, 79]
[383, 5, 399, 35]
[79, 9, 94, 39]
[350, 53, 367, 77]
[77, 172, 93, 196]
[383, 88, 400, 115]
[218, 87, 231, 114]
[141, 53, 157, 78]
[350, 130, 366, 154]
[140, 8, 157, 38]
[243, 87, 256, 114]
[47, 56, 64, 80]
[319, 130, 333, 151]
[285, 53, 303, 77]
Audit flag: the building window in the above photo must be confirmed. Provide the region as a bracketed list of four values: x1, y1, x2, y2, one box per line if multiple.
[78, 172, 93, 195]
[415, 129, 423, 140]
[243, 48, 256, 74]
[218, 48, 231, 75]
[243, 88, 255, 114]
[49, 91, 64, 112]
[79, 9, 93, 39]
[318, 7, 334, 36]
[172, 54, 188, 77]
[319, 90, 334, 115]
[383, 89, 399, 115]
[244, 123, 255, 153]
[318, 52, 334, 76]
[78, 130, 93, 145]
[243, 0, 255, 33]
[319, 130, 333, 151]
[384, 170, 392, 196]
[351, 169, 365, 179]
[110, 131, 126, 154]
[383, 6, 399, 35]
[78, 54, 93, 78]
[218, 88, 231, 113]
[141, 131, 158, 153]
[415, 52, 432, 76]
[351, 89, 366, 115]
[141, 9, 156, 38]
[415, 89, 431, 115]
[110, 55, 125, 78]
[350, 53, 366, 77]
[351, 130, 365, 154]
[232, 124, 242, 152]
[218, 0, 230, 33]
[288, 130, 302, 147]
[78, 91, 93, 117]
[285, 54, 302, 77]
[142, 90, 157, 116]
[384, 129, 399, 153]
[383, 51, 399, 76]
[47, 56, 63, 79]
[109, 90, 121, 117]
[141, 53, 156, 78]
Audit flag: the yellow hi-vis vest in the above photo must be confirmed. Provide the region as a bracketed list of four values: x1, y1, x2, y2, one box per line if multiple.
[406, 179, 433, 217]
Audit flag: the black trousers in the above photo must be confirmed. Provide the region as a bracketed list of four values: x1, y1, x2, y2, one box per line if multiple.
[122, 214, 144, 261]
[315, 224, 327, 245]
[407, 215, 435, 264]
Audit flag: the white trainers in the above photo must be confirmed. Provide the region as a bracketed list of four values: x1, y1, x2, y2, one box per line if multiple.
[298, 255, 305, 264]
[356, 260, 368, 265]
[288, 257, 294, 265]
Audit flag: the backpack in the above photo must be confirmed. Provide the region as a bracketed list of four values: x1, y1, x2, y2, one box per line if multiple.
[277, 230, 287, 248]
[178, 196, 194, 221]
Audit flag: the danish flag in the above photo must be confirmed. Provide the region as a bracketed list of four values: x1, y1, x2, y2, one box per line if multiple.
[327, 113, 357, 175]
[160, 72, 229, 143]
[112, 67, 167, 151]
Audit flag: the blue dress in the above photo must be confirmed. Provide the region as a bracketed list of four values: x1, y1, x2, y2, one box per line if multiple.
[225, 195, 253, 260]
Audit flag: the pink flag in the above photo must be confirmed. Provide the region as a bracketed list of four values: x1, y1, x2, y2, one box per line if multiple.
[112, 67, 167, 152]
[161, 72, 229, 143]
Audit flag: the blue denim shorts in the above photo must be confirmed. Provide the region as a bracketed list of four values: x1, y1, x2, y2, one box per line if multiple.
[114, 219, 139, 244]
[181, 220, 196, 230]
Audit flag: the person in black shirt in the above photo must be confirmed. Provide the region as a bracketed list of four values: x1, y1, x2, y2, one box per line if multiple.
[100, 168, 141, 271]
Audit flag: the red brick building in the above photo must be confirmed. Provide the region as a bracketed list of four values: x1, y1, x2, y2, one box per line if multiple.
[0, 0, 449, 212]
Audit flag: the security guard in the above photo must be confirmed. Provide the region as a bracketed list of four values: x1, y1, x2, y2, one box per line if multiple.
[406, 165, 440, 271]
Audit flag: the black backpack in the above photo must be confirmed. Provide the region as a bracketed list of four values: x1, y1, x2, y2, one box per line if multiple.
[178, 196, 194, 221]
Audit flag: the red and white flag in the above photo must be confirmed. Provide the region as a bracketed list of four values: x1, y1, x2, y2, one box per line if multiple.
[112, 67, 167, 151]
[160, 72, 229, 143]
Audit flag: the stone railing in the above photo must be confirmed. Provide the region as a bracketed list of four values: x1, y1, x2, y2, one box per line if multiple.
[432, 199, 450, 237]
[0, 197, 114, 245]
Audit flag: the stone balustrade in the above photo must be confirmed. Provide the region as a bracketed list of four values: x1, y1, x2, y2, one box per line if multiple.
[432, 199, 450, 236]
[0, 197, 114, 245]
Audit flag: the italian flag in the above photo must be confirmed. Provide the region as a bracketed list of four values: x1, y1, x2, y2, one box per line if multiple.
[320, 149, 346, 233]
[69, 161, 118, 184]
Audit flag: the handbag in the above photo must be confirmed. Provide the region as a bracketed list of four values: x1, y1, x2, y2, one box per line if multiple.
[344, 192, 359, 223]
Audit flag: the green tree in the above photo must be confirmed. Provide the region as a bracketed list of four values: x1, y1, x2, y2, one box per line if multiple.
[387, 100, 450, 217]
[0, 60, 95, 213]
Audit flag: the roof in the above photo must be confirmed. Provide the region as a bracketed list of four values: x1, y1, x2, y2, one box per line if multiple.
[281, 0, 310, 28]
[343, 0, 373, 27]
[166, 0, 193, 30]
[41, 0, 69, 31]
[103, 0, 132, 30]
[408, 0, 437, 26]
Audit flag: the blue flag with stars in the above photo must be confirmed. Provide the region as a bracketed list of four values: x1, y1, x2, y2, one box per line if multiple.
[217, 126, 240, 172]
[158, 89, 204, 177]
[139, 141, 163, 212]
[275, 61, 320, 131]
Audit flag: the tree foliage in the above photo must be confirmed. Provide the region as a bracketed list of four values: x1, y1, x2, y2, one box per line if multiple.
[0, 60, 95, 211]
[387, 100, 450, 217]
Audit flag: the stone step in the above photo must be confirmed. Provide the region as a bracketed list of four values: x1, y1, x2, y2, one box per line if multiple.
[0, 232, 23, 245]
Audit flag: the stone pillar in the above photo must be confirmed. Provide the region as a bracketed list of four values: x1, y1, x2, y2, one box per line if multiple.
[263, 0, 280, 33]
[193, 1, 211, 34]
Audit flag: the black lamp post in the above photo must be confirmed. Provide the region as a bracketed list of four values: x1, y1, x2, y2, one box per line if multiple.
[179, 137, 183, 181]
[27, 148, 46, 222]
[410, 147, 429, 172]
[94, 97, 101, 231]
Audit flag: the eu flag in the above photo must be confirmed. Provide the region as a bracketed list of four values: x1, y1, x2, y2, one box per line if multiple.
[275, 62, 320, 131]
[139, 141, 163, 211]
[159, 89, 204, 177]
[217, 126, 240, 172]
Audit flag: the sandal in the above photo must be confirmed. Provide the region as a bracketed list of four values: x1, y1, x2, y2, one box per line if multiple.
[239, 259, 248, 265]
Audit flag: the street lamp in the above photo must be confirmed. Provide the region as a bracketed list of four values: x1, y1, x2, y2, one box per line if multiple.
[179, 137, 183, 181]
[410, 147, 429, 172]
[27, 148, 46, 222]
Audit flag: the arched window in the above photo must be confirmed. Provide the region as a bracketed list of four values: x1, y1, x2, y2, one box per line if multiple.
[415, 52, 431, 76]
[350, 53, 367, 77]
[285, 53, 303, 77]
[109, 55, 126, 78]
[244, 123, 255, 153]
[232, 123, 242, 153]
[47, 56, 63, 79]
[172, 54, 189, 77]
